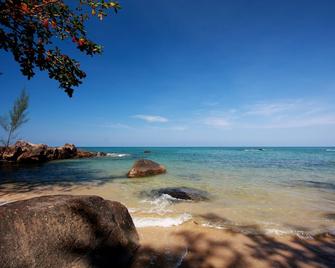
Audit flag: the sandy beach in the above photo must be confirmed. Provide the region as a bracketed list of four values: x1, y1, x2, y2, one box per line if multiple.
[1, 146, 335, 267]
[1, 185, 335, 268]
[134, 223, 335, 268]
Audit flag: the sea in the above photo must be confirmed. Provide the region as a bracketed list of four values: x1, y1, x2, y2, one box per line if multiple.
[1, 147, 335, 237]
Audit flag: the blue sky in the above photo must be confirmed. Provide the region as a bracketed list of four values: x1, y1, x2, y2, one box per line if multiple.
[1, 0, 335, 146]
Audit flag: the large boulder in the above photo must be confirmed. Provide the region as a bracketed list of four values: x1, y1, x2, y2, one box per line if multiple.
[127, 159, 166, 178]
[1, 146, 22, 161]
[144, 187, 210, 202]
[0, 195, 139, 268]
[16, 143, 48, 163]
[55, 143, 78, 159]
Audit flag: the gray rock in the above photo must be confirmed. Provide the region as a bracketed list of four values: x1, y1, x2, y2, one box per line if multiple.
[0, 195, 139, 268]
[145, 187, 210, 201]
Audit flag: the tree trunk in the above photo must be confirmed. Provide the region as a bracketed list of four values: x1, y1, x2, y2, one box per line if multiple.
[1, 128, 12, 159]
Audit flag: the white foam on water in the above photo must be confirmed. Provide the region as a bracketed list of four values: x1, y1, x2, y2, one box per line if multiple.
[326, 149, 335, 152]
[106, 153, 131, 158]
[140, 194, 177, 215]
[133, 213, 192, 228]
[201, 223, 226, 230]
[128, 208, 138, 213]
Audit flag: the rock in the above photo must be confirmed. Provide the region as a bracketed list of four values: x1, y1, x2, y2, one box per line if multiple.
[76, 150, 96, 158]
[0, 195, 139, 268]
[145, 187, 210, 201]
[17, 143, 48, 163]
[127, 159, 166, 178]
[96, 152, 107, 157]
[144, 150, 151, 154]
[56, 143, 77, 159]
[0, 140, 100, 163]
[1, 146, 22, 161]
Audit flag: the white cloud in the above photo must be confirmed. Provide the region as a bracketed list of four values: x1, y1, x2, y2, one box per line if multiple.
[200, 99, 335, 130]
[204, 117, 231, 128]
[244, 100, 300, 116]
[259, 115, 335, 129]
[133, 114, 168, 123]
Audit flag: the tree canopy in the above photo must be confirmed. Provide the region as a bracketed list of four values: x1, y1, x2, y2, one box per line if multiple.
[0, 0, 121, 97]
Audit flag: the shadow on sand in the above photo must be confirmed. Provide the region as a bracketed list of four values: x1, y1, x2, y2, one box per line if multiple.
[132, 213, 335, 268]
[0, 161, 125, 198]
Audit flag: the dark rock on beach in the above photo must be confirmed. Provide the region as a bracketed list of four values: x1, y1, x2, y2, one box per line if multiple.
[127, 159, 166, 178]
[0, 195, 139, 268]
[144, 187, 210, 202]
[0, 140, 102, 163]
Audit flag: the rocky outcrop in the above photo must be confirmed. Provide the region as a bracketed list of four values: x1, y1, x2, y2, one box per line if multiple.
[0, 140, 102, 163]
[0, 195, 139, 268]
[127, 159, 166, 178]
[144, 187, 210, 201]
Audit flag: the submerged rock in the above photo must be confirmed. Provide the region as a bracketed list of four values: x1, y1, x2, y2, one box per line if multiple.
[144, 150, 151, 154]
[0, 195, 139, 268]
[127, 159, 166, 178]
[144, 187, 210, 201]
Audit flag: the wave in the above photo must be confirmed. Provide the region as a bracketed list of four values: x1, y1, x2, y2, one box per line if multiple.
[133, 213, 192, 228]
[0, 201, 10, 206]
[106, 153, 131, 158]
[140, 194, 177, 215]
[201, 222, 317, 238]
[326, 149, 335, 152]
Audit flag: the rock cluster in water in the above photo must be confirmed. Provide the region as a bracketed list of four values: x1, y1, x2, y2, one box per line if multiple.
[0, 195, 139, 268]
[0, 140, 105, 163]
[127, 159, 166, 178]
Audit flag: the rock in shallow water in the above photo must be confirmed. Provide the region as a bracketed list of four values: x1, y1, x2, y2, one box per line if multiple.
[0, 195, 139, 268]
[127, 159, 166, 178]
[144, 187, 210, 201]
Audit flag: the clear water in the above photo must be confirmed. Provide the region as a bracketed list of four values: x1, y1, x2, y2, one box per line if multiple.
[1, 147, 335, 236]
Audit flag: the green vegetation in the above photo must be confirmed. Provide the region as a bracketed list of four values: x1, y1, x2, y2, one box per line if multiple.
[0, 89, 29, 150]
[0, 1, 121, 97]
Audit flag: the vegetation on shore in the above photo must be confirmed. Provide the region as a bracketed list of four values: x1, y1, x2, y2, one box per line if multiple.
[0, 89, 29, 153]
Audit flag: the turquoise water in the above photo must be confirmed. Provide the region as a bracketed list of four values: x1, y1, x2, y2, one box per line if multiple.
[1, 147, 335, 236]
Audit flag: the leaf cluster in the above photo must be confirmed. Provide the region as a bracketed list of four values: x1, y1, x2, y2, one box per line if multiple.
[0, 0, 120, 97]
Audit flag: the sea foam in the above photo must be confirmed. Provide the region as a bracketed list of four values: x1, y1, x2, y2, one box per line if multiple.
[133, 213, 192, 228]
[140, 194, 178, 215]
[106, 153, 130, 158]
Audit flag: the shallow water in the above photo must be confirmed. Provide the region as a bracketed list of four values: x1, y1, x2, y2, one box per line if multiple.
[1, 147, 335, 236]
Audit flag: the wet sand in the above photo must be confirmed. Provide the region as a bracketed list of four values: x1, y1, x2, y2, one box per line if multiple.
[134, 223, 335, 268]
[1, 186, 335, 267]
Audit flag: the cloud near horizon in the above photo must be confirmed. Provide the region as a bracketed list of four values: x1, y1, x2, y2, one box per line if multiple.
[133, 114, 169, 123]
[200, 99, 335, 129]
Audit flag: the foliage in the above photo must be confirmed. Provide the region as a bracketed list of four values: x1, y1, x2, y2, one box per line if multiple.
[0, 1, 121, 97]
[0, 89, 29, 148]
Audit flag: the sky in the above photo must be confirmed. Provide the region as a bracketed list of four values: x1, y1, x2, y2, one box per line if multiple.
[1, 0, 335, 146]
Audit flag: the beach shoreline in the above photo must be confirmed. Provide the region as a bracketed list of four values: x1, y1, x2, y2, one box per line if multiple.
[1, 189, 334, 267]
[134, 223, 335, 268]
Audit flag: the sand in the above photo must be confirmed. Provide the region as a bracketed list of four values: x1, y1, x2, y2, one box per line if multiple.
[133, 222, 335, 267]
[1, 187, 335, 267]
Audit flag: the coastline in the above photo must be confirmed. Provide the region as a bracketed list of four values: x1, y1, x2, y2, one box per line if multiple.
[1, 188, 335, 267]
[134, 223, 335, 268]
